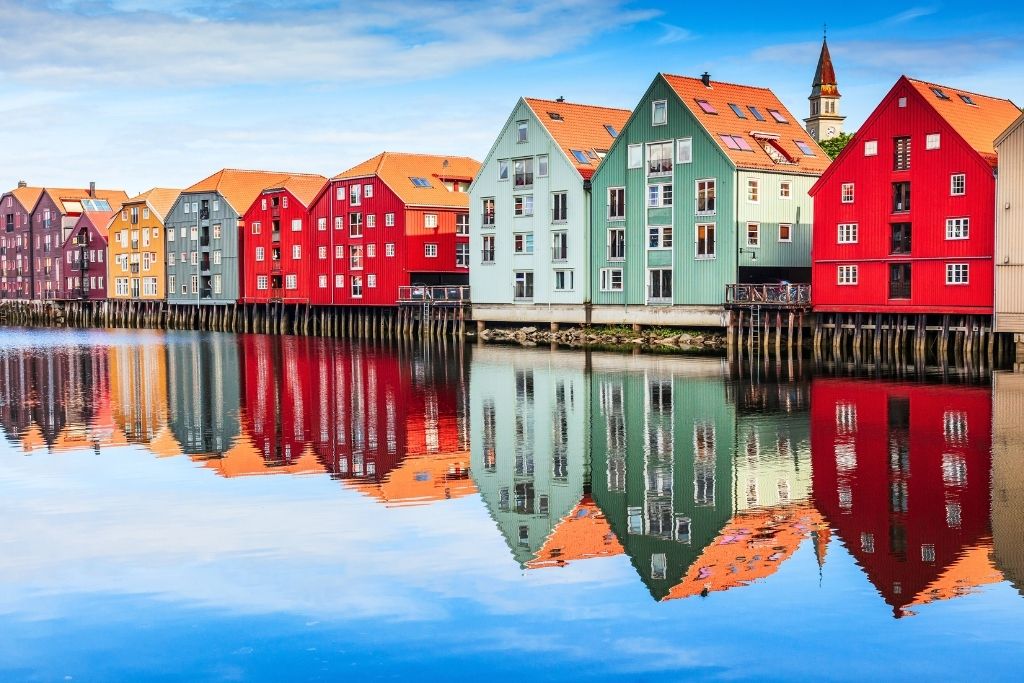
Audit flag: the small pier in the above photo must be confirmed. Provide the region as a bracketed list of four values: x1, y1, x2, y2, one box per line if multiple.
[397, 285, 471, 338]
[724, 283, 812, 357]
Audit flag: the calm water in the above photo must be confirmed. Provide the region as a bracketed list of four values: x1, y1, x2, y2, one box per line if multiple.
[1, 328, 1023, 681]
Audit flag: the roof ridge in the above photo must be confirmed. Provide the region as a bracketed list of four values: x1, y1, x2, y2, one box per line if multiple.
[662, 72, 773, 93]
[904, 75, 1017, 103]
[524, 96, 631, 113]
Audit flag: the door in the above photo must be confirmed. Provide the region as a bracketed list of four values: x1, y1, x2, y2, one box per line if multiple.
[889, 263, 911, 299]
[648, 268, 673, 304]
[131, 278, 140, 299]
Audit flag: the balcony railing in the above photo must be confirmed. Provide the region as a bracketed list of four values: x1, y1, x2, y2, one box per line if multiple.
[889, 282, 911, 299]
[397, 285, 470, 304]
[725, 283, 811, 307]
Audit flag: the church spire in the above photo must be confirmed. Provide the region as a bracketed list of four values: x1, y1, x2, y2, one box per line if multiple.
[812, 36, 840, 98]
[805, 33, 845, 142]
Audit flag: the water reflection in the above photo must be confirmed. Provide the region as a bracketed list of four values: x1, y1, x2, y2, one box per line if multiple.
[0, 332, 1014, 619]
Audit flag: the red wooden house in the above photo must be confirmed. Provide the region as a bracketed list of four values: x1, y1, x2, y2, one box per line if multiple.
[810, 378, 995, 616]
[1, 183, 44, 300]
[308, 152, 480, 306]
[240, 174, 328, 304]
[810, 77, 1020, 315]
[59, 210, 114, 300]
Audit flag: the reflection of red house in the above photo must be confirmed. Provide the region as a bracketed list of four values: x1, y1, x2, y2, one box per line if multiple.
[811, 378, 994, 616]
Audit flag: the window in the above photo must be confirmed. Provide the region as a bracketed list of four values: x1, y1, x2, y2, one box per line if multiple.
[514, 271, 534, 299]
[894, 136, 911, 170]
[168, 228, 175, 242]
[600, 268, 623, 291]
[795, 140, 816, 156]
[747, 179, 759, 203]
[889, 263, 912, 298]
[891, 223, 912, 254]
[498, 159, 509, 181]
[841, 183, 854, 203]
[553, 270, 573, 291]
[514, 195, 534, 216]
[424, 243, 438, 258]
[349, 184, 361, 206]
[695, 223, 716, 258]
[767, 108, 788, 123]
[748, 106, 765, 121]
[570, 149, 589, 164]
[838, 265, 858, 285]
[551, 231, 568, 261]
[364, 184, 373, 198]
[696, 179, 716, 214]
[627, 144, 642, 169]
[728, 103, 746, 118]
[931, 86, 950, 100]
[652, 99, 668, 125]
[190, 275, 198, 294]
[648, 183, 672, 207]
[514, 233, 534, 254]
[367, 274, 376, 288]
[675, 137, 692, 165]
[211, 250, 221, 266]
[946, 217, 969, 240]
[335, 245, 343, 259]
[366, 214, 376, 228]
[951, 174, 966, 196]
[386, 243, 395, 257]
[513, 158, 534, 188]
[336, 186, 344, 201]
[456, 242, 469, 267]
[349, 212, 363, 237]
[647, 141, 673, 175]
[607, 228, 625, 260]
[719, 134, 753, 151]
[838, 223, 858, 243]
[695, 99, 717, 115]
[608, 187, 625, 219]
[892, 182, 911, 212]
[424, 213, 438, 229]
[482, 234, 495, 263]
[946, 262, 969, 285]
[960, 94, 977, 106]
[926, 133, 941, 150]
[456, 214, 469, 235]
[648, 225, 672, 249]
[335, 274, 344, 288]
[516, 120, 528, 143]
[746, 223, 760, 247]
[552, 192, 568, 222]
[779, 181, 792, 199]
[256, 275, 268, 290]
[318, 245, 327, 260]
[183, 202, 190, 214]
[291, 244, 301, 260]
[334, 217, 343, 231]
[351, 276, 363, 298]
[168, 275, 175, 292]
[319, 274, 328, 289]
[385, 212, 395, 226]
[537, 154, 548, 178]
[778, 223, 792, 242]
[366, 244, 375, 258]
[350, 245, 363, 269]
[864, 140, 878, 156]
[291, 218, 302, 232]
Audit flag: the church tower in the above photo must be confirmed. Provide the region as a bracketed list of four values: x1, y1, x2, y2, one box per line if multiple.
[804, 35, 845, 142]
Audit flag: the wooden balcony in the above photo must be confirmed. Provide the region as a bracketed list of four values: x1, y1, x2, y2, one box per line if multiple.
[398, 285, 470, 306]
[724, 283, 811, 309]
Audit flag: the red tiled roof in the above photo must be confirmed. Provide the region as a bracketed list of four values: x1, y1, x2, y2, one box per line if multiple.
[262, 174, 328, 207]
[524, 98, 632, 180]
[663, 74, 831, 175]
[333, 152, 480, 208]
[184, 169, 321, 214]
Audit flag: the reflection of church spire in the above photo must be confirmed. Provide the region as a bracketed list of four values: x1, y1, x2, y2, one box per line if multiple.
[811, 525, 830, 585]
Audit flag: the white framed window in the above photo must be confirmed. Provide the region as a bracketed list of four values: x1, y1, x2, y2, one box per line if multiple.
[385, 212, 395, 226]
[498, 159, 509, 181]
[779, 181, 792, 199]
[926, 133, 941, 150]
[779, 224, 793, 242]
[652, 99, 668, 126]
[513, 195, 534, 216]
[350, 245, 363, 269]
[551, 192, 568, 222]
[351, 276, 364, 298]
[285, 274, 297, 290]
[291, 218, 302, 231]
[456, 242, 469, 267]
[319, 274, 328, 289]
[951, 173, 966, 196]
[212, 224, 221, 239]
[864, 140, 878, 156]
[168, 228, 175, 242]
[676, 137, 692, 164]
[212, 199, 220, 212]
[608, 187, 626, 219]
[841, 183, 855, 203]
[212, 250, 221, 265]
[627, 144, 642, 169]
[513, 233, 534, 254]
[366, 214, 376, 228]
[335, 245, 344, 259]
[183, 202, 190, 214]
[646, 141, 673, 175]
[335, 274, 344, 288]
[292, 244, 301, 259]
[946, 263, 969, 284]
[647, 183, 672, 208]
[349, 184, 361, 205]
[537, 154, 548, 178]
[747, 178, 759, 203]
[190, 275, 198, 294]
[600, 267, 623, 291]
[424, 243, 438, 258]
[695, 223, 716, 259]
[946, 217, 969, 240]
[168, 275, 175, 292]
[211, 274, 221, 294]
[424, 213, 438, 229]
[386, 243, 395, 257]
[317, 217, 327, 231]
[516, 120, 528, 143]
[364, 184, 373, 198]
[318, 246, 327, 260]
[607, 228, 625, 260]
[838, 265, 858, 285]
[696, 179, 716, 214]
[648, 225, 672, 249]
[838, 223, 858, 244]
[746, 222, 760, 247]
[366, 244, 375, 258]
[334, 216, 343, 230]
[336, 186, 344, 201]
[261, 198, 267, 210]
[553, 269, 574, 291]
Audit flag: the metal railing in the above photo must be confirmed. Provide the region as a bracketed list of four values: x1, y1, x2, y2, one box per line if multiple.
[398, 285, 470, 303]
[889, 282, 912, 299]
[725, 283, 811, 307]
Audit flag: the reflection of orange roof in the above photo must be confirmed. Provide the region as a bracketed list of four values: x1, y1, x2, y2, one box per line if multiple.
[526, 495, 624, 569]
[523, 98, 631, 180]
[905, 543, 1002, 613]
[190, 433, 327, 478]
[665, 504, 826, 601]
[147, 426, 182, 458]
[346, 451, 475, 507]
[19, 423, 45, 452]
[333, 152, 480, 208]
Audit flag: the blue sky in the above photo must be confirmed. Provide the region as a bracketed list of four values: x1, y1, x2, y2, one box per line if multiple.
[0, 0, 1022, 195]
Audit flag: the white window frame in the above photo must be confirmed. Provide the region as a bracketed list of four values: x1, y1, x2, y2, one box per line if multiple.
[498, 159, 509, 181]
[695, 178, 716, 215]
[779, 181, 792, 199]
[386, 243, 395, 257]
[607, 227, 625, 261]
[676, 137, 692, 164]
[647, 183, 672, 208]
[553, 269, 574, 292]
[600, 267, 624, 292]
[424, 243, 438, 258]
[838, 265, 858, 285]
[946, 217, 969, 240]
[652, 99, 668, 126]
[841, 183, 855, 203]
[608, 187, 626, 219]
[838, 223, 858, 244]
[926, 133, 941, 150]
[627, 144, 642, 169]
[946, 263, 969, 285]
[695, 223, 716, 259]
[513, 195, 534, 217]
[746, 222, 760, 248]
[747, 178, 760, 203]
[951, 173, 966, 196]
[291, 218, 302, 232]
[424, 213, 438, 229]
[385, 212, 395, 227]
[778, 223, 793, 243]
[864, 140, 878, 156]
[648, 225, 672, 250]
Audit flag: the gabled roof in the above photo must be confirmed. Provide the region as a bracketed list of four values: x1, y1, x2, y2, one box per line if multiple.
[72, 210, 115, 242]
[995, 111, 1024, 148]
[40, 187, 128, 214]
[4, 185, 44, 212]
[526, 495, 624, 569]
[662, 73, 831, 175]
[183, 169, 319, 214]
[260, 174, 328, 208]
[123, 188, 182, 222]
[523, 98, 632, 180]
[333, 152, 480, 208]
[905, 77, 1021, 167]
[811, 37, 840, 97]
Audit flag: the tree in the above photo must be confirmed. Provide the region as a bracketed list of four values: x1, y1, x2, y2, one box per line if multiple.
[820, 132, 854, 160]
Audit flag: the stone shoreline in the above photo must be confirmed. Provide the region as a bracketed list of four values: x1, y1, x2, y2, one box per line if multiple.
[470, 326, 727, 351]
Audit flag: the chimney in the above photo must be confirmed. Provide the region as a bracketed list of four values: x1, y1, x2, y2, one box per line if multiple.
[556, 96, 565, 103]
[88, 181, 96, 197]
[17, 180, 27, 188]
[701, 72, 711, 87]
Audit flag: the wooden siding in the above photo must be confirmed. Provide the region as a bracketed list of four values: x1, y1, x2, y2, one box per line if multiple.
[30, 193, 72, 300]
[0, 193, 34, 299]
[164, 191, 241, 305]
[995, 118, 1024, 331]
[57, 217, 108, 300]
[736, 170, 815, 269]
[469, 99, 589, 306]
[107, 204, 167, 302]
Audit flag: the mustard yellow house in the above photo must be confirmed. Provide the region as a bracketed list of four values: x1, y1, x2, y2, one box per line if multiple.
[106, 188, 181, 301]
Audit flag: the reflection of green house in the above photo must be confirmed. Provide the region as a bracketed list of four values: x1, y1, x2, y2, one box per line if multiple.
[470, 347, 590, 567]
[166, 333, 241, 456]
[590, 355, 735, 600]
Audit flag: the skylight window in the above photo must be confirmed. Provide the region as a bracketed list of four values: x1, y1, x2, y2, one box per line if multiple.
[959, 94, 977, 106]
[728, 103, 747, 118]
[748, 106, 766, 122]
[696, 99, 718, 114]
[409, 177, 432, 188]
[931, 87, 950, 100]
[795, 140, 817, 157]
[604, 124, 619, 137]
[587, 149, 599, 160]
[719, 134, 753, 151]
[767, 109, 789, 124]
[81, 199, 111, 211]
[548, 111, 564, 121]
[570, 149, 591, 164]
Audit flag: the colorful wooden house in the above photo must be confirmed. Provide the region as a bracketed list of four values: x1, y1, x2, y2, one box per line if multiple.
[810, 77, 1020, 316]
[240, 174, 328, 304]
[307, 152, 479, 306]
[0, 183, 45, 300]
[994, 112, 1024, 337]
[59, 209, 115, 300]
[164, 169, 316, 306]
[469, 98, 630, 324]
[589, 73, 828, 326]
[106, 189, 181, 302]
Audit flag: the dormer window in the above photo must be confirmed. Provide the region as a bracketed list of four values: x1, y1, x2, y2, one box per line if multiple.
[696, 99, 718, 115]
[604, 124, 618, 137]
[728, 103, 746, 118]
[767, 109, 788, 124]
[748, 106, 766, 121]
[931, 87, 950, 100]
[959, 94, 977, 106]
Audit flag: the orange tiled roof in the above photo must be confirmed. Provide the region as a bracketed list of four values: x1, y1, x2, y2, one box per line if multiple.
[6, 185, 44, 211]
[345, 451, 475, 507]
[524, 98, 631, 180]
[146, 426, 183, 458]
[43, 187, 128, 213]
[183, 169, 320, 215]
[526, 495, 624, 569]
[905, 543, 1003, 612]
[905, 77, 1021, 167]
[662, 74, 831, 175]
[123, 188, 183, 221]
[333, 152, 480, 208]
[261, 174, 328, 208]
